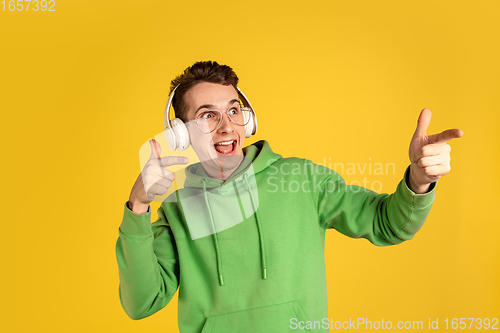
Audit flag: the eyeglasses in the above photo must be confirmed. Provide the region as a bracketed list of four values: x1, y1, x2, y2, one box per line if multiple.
[195, 106, 252, 134]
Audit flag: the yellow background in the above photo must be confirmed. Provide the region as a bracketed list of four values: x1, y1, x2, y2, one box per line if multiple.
[2, 0, 499, 332]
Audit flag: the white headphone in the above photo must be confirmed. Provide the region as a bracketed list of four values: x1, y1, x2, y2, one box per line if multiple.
[163, 84, 258, 151]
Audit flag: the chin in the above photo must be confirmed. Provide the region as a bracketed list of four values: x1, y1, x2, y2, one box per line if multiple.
[214, 149, 244, 168]
[206, 145, 244, 175]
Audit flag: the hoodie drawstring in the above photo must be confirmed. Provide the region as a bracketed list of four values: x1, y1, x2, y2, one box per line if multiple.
[243, 174, 267, 280]
[201, 174, 267, 286]
[201, 178, 225, 286]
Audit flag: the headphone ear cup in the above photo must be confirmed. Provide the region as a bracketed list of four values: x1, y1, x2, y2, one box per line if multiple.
[245, 114, 254, 138]
[164, 126, 177, 151]
[170, 118, 190, 151]
[243, 108, 257, 138]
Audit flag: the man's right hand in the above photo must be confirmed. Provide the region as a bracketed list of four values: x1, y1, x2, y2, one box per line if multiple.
[128, 139, 189, 214]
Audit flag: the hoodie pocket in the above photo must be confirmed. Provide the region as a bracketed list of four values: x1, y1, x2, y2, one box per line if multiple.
[201, 300, 312, 333]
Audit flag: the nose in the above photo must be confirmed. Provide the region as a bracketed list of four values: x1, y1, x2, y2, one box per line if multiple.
[217, 112, 234, 134]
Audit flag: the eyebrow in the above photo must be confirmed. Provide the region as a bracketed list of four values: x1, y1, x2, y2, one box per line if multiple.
[195, 99, 240, 114]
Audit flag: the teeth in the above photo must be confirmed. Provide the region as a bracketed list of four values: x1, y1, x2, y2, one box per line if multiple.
[215, 140, 235, 146]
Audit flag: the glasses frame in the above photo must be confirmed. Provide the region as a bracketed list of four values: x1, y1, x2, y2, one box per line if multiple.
[195, 106, 252, 134]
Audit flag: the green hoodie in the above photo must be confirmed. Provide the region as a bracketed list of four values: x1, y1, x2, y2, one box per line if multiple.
[116, 140, 435, 332]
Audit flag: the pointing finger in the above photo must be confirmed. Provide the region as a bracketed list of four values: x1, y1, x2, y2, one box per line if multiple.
[428, 128, 464, 144]
[158, 156, 190, 167]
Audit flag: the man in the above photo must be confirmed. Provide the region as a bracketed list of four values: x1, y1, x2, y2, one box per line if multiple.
[116, 61, 462, 332]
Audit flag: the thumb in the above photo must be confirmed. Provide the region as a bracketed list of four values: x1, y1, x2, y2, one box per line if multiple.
[413, 108, 432, 138]
[149, 139, 161, 159]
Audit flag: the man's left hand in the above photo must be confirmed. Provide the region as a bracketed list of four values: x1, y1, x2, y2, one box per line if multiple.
[408, 108, 463, 194]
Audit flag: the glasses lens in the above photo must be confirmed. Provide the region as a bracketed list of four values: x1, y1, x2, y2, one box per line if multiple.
[228, 108, 251, 126]
[197, 110, 221, 133]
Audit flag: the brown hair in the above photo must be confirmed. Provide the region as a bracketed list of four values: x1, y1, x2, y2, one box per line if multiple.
[170, 61, 239, 121]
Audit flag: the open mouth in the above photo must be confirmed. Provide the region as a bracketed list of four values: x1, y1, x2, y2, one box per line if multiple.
[214, 140, 237, 155]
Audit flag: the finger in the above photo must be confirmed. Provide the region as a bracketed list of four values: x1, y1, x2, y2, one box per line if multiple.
[153, 178, 173, 191]
[146, 180, 173, 198]
[149, 139, 162, 160]
[422, 164, 451, 178]
[413, 143, 451, 162]
[413, 108, 432, 138]
[143, 167, 176, 184]
[150, 179, 173, 194]
[145, 139, 166, 180]
[417, 153, 451, 168]
[157, 156, 189, 167]
[428, 128, 464, 144]
[152, 168, 176, 182]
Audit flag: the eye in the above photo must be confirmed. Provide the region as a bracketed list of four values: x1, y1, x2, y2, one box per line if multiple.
[199, 111, 217, 119]
[228, 108, 239, 115]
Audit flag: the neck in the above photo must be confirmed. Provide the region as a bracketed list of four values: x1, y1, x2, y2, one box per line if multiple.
[202, 154, 245, 181]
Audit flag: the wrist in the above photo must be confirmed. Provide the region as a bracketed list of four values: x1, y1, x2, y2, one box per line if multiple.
[127, 199, 150, 214]
[408, 166, 431, 194]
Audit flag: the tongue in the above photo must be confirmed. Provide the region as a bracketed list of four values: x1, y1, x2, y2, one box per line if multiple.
[215, 143, 234, 154]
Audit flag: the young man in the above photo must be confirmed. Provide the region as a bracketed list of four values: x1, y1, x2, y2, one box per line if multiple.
[116, 61, 462, 332]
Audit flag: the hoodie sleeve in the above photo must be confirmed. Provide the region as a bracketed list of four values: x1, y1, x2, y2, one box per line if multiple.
[115, 202, 179, 320]
[314, 165, 436, 246]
